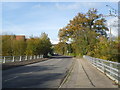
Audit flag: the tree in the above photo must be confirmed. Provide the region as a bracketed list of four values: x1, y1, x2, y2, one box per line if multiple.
[2, 33, 52, 57]
[58, 8, 109, 57]
[12, 38, 26, 56]
[2, 35, 15, 56]
[37, 33, 52, 57]
[54, 42, 68, 55]
[25, 33, 52, 57]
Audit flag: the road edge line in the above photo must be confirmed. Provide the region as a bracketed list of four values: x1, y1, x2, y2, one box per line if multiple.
[58, 58, 75, 89]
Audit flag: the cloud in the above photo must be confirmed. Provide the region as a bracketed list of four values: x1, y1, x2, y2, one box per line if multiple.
[50, 39, 59, 44]
[2, 2, 25, 11]
[55, 3, 81, 10]
[2, 21, 27, 35]
[2, 20, 61, 38]
[1, 0, 119, 2]
[55, 2, 102, 10]
[32, 4, 42, 9]
[106, 17, 118, 36]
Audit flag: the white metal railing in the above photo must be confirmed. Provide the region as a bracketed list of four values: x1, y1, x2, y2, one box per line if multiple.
[0, 55, 43, 64]
[83, 55, 120, 84]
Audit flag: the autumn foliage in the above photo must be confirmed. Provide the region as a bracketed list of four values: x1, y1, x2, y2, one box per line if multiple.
[54, 8, 119, 62]
[1, 33, 52, 57]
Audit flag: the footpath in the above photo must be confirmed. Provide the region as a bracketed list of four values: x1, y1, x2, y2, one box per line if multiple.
[61, 58, 118, 88]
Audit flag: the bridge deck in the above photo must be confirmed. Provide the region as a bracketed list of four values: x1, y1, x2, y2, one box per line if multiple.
[61, 58, 118, 88]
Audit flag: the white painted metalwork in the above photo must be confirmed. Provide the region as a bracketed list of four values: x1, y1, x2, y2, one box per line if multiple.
[83, 55, 120, 84]
[1, 55, 43, 64]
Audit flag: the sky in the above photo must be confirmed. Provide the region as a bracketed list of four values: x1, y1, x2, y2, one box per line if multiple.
[1, 1, 119, 44]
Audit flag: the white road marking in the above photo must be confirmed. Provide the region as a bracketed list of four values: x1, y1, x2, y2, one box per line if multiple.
[4, 76, 19, 82]
[21, 72, 33, 75]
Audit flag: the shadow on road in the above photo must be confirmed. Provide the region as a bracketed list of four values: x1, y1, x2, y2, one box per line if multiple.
[3, 65, 59, 77]
[3, 72, 64, 88]
[51, 55, 73, 59]
[2, 58, 49, 70]
[3, 55, 73, 88]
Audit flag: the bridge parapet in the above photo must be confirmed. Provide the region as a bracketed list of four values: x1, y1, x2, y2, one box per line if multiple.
[0, 55, 43, 64]
[83, 55, 120, 85]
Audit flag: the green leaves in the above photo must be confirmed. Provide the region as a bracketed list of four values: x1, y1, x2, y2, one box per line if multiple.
[56, 8, 119, 62]
[54, 42, 68, 55]
[2, 33, 52, 57]
[25, 33, 52, 57]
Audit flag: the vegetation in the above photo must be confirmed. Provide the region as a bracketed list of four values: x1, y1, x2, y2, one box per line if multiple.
[1, 33, 52, 57]
[54, 8, 119, 62]
[1, 8, 119, 62]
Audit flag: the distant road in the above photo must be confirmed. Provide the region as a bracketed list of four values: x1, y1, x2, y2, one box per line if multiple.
[2, 56, 73, 88]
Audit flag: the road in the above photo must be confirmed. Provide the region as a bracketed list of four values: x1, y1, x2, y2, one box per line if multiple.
[61, 58, 118, 88]
[2, 56, 118, 88]
[2, 56, 73, 88]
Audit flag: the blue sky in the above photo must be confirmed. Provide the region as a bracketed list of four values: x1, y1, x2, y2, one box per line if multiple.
[2, 2, 118, 44]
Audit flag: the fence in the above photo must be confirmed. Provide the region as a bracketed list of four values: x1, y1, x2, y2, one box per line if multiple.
[0, 55, 43, 64]
[83, 55, 120, 84]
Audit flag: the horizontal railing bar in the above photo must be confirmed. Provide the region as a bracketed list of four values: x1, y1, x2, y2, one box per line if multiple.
[1, 55, 44, 64]
[83, 55, 120, 84]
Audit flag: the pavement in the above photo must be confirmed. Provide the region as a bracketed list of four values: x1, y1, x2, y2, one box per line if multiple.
[61, 58, 118, 88]
[2, 56, 73, 88]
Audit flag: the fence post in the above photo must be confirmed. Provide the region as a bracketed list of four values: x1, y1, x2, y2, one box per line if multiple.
[93, 58, 95, 65]
[101, 60, 104, 72]
[30, 56, 32, 60]
[110, 62, 113, 76]
[94, 58, 96, 66]
[19, 56, 22, 61]
[96, 58, 98, 67]
[12, 56, 15, 62]
[25, 56, 27, 60]
[92, 57, 94, 64]
[3, 57, 6, 63]
[34, 55, 35, 59]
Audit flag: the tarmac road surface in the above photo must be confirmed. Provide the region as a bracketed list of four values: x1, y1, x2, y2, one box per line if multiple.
[2, 56, 73, 88]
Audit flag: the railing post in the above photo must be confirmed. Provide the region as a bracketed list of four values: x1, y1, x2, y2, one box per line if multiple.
[34, 55, 35, 59]
[30, 56, 32, 60]
[101, 61, 104, 72]
[3, 57, 6, 63]
[29, 56, 30, 60]
[96, 58, 98, 67]
[19, 56, 22, 61]
[94, 58, 96, 65]
[92, 57, 94, 64]
[12, 56, 15, 62]
[110, 62, 113, 76]
[25, 56, 27, 60]
[94, 58, 96, 66]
